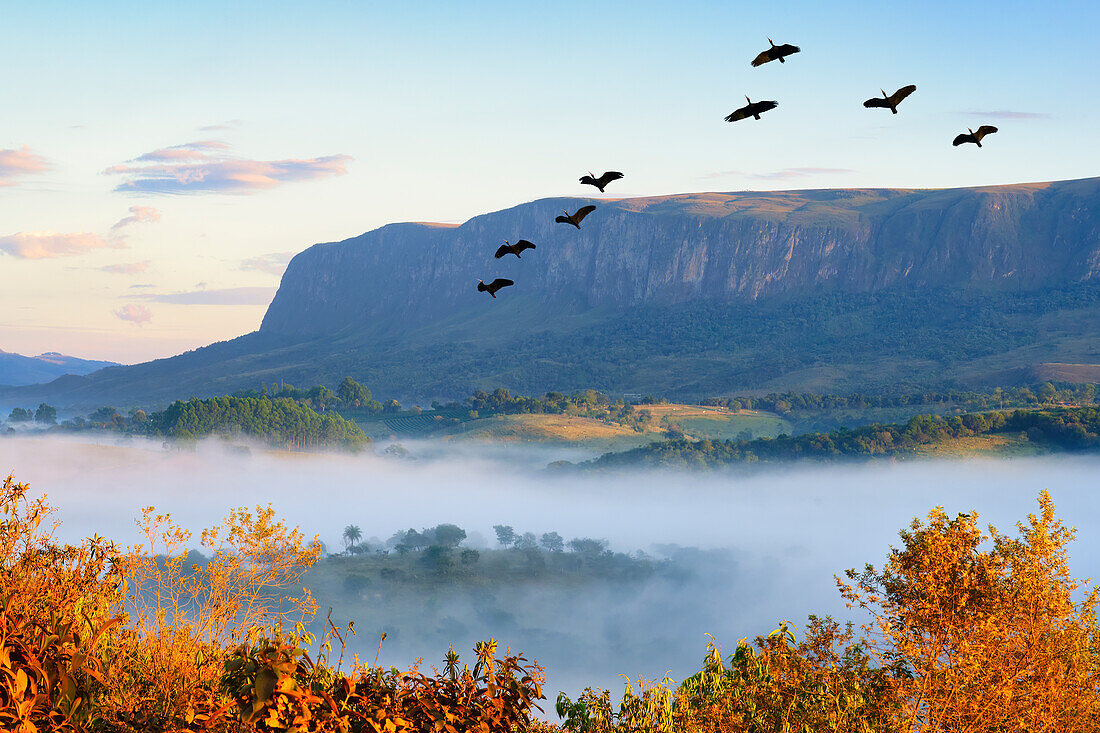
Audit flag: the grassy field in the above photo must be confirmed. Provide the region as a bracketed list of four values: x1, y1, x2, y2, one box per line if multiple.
[905, 432, 1048, 459]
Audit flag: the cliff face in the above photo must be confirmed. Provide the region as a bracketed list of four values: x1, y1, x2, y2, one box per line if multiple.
[260, 178, 1100, 338]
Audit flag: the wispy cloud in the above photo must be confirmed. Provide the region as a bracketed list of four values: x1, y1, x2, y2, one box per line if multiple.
[110, 205, 162, 232]
[0, 231, 118, 259]
[240, 251, 295, 276]
[0, 146, 50, 186]
[965, 110, 1050, 120]
[105, 140, 352, 195]
[198, 119, 243, 132]
[100, 261, 151, 275]
[703, 167, 855, 181]
[114, 304, 152, 325]
[127, 286, 276, 305]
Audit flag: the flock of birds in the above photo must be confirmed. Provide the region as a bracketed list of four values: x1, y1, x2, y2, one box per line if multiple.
[477, 38, 998, 299]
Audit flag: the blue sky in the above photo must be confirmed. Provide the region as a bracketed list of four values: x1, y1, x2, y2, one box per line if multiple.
[2, 0, 1097, 362]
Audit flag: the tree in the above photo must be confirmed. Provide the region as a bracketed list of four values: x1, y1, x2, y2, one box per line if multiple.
[383, 399, 401, 414]
[838, 491, 1100, 732]
[337, 377, 371, 408]
[308, 385, 335, 412]
[539, 532, 564, 553]
[493, 525, 516, 547]
[568, 537, 609, 558]
[130, 409, 147, 427]
[431, 523, 467, 548]
[34, 403, 56, 425]
[516, 532, 538, 549]
[342, 524, 362, 552]
[7, 407, 32, 423]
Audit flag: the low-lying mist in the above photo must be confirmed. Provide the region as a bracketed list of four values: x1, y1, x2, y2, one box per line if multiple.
[4, 433, 1100, 700]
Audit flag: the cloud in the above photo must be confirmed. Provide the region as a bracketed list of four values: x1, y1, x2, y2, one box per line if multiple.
[110, 206, 162, 232]
[198, 119, 243, 132]
[240, 251, 295, 276]
[0, 146, 50, 186]
[703, 167, 855, 181]
[0, 231, 118, 259]
[114, 304, 152, 325]
[128, 286, 276, 305]
[105, 141, 352, 195]
[965, 110, 1050, 120]
[100, 261, 151, 275]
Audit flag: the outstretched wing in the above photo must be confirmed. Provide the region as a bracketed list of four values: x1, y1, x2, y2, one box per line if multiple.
[725, 104, 751, 122]
[751, 48, 775, 67]
[773, 43, 800, 58]
[975, 125, 998, 139]
[555, 215, 570, 224]
[489, 278, 514, 291]
[753, 100, 778, 115]
[515, 239, 536, 252]
[889, 84, 916, 105]
[863, 96, 890, 109]
[952, 133, 972, 146]
[573, 205, 596, 223]
[597, 171, 624, 188]
[494, 244, 512, 258]
[579, 175, 597, 186]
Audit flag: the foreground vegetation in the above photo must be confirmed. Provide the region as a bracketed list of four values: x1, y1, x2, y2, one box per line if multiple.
[4, 468, 1100, 731]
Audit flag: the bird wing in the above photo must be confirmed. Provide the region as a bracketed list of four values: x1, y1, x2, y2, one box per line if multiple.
[753, 100, 778, 114]
[555, 215, 570, 224]
[579, 175, 596, 186]
[494, 244, 512, 258]
[515, 239, 536, 252]
[597, 171, 624, 187]
[573, 205, 596, 223]
[863, 97, 890, 109]
[751, 48, 775, 67]
[725, 105, 751, 121]
[952, 133, 972, 146]
[889, 84, 916, 105]
[975, 125, 998, 138]
[774, 43, 800, 57]
[490, 278, 514, 290]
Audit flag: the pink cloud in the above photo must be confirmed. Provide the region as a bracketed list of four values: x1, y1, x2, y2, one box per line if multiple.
[115, 304, 152, 325]
[0, 146, 50, 186]
[0, 231, 118, 259]
[106, 141, 352, 195]
[110, 205, 162, 232]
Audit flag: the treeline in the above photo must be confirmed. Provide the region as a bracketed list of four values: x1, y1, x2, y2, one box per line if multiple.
[698, 381, 1098, 415]
[593, 406, 1100, 469]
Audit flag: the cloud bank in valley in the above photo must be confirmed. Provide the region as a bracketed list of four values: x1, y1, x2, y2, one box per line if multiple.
[105, 140, 352, 195]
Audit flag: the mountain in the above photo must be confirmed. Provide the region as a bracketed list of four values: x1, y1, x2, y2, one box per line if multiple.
[4, 177, 1100, 410]
[0, 350, 118, 388]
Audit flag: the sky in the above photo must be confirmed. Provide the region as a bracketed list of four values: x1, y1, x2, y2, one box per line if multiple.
[2, 0, 1098, 364]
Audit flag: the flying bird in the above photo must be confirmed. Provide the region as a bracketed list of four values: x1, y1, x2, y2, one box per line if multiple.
[555, 205, 596, 229]
[579, 171, 624, 193]
[477, 278, 514, 298]
[952, 125, 998, 148]
[494, 239, 536, 259]
[725, 97, 779, 122]
[863, 85, 917, 114]
[751, 38, 800, 67]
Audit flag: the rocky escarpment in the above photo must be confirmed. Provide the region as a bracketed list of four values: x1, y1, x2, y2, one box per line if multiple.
[260, 178, 1100, 338]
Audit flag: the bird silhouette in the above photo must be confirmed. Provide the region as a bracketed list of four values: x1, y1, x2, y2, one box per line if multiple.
[477, 278, 514, 298]
[494, 239, 536, 259]
[725, 97, 779, 122]
[863, 85, 917, 114]
[952, 125, 998, 148]
[555, 205, 596, 229]
[751, 38, 800, 66]
[579, 171, 624, 193]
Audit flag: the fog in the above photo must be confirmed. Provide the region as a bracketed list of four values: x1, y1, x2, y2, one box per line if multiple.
[4, 433, 1100, 700]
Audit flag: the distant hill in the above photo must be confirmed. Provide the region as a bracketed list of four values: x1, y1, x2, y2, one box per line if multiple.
[4, 177, 1100, 410]
[0, 350, 117, 387]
